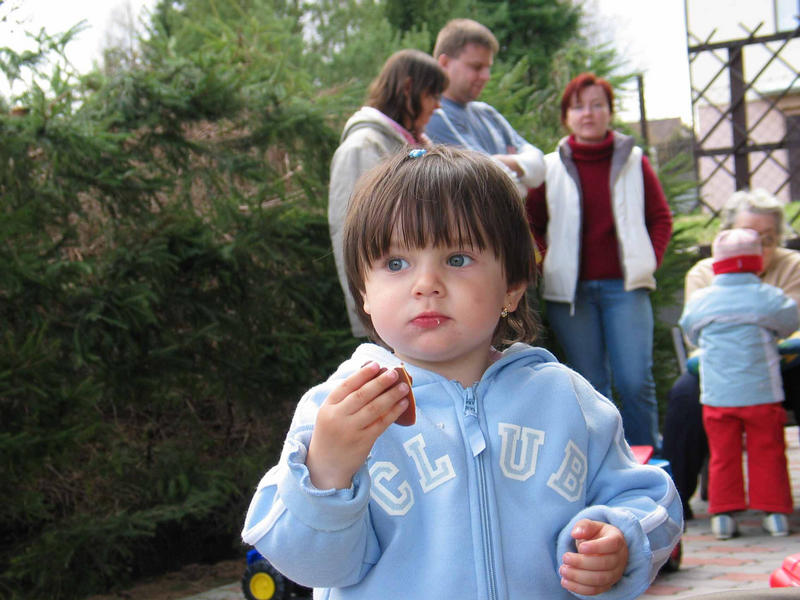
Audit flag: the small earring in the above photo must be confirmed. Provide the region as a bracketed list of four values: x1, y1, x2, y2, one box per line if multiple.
[500, 307, 509, 318]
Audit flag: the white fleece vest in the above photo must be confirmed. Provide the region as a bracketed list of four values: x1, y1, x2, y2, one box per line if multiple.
[542, 140, 657, 304]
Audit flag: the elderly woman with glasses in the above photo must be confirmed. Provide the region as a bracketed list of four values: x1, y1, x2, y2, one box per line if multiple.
[662, 188, 800, 520]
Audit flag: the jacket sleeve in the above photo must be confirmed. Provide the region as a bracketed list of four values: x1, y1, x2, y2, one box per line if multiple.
[488, 105, 545, 189]
[241, 390, 381, 589]
[328, 135, 386, 334]
[329, 135, 385, 266]
[427, 104, 544, 193]
[682, 260, 714, 349]
[684, 259, 713, 302]
[555, 374, 683, 600]
[641, 156, 673, 267]
[512, 143, 546, 189]
[770, 249, 800, 314]
[763, 288, 800, 338]
[526, 183, 549, 257]
[677, 293, 704, 347]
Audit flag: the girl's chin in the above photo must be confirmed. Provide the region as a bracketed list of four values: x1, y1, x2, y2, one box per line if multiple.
[391, 345, 451, 364]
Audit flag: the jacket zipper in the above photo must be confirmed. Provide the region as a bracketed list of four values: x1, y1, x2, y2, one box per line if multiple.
[561, 143, 582, 316]
[464, 385, 498, 600]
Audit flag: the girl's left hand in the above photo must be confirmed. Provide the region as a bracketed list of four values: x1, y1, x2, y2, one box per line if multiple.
[558, 519, 628, 595]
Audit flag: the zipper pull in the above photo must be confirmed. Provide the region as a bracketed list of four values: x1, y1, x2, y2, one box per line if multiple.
[463, 386, 486, 456]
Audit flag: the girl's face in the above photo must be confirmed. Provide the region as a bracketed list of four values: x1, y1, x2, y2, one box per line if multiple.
[361, 239, 525, 386]
[412, 91, 442, 135]
[565, 84, 611, 144]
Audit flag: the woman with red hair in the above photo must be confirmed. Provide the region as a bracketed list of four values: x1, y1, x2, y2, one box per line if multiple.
[527, 72, 672, 448]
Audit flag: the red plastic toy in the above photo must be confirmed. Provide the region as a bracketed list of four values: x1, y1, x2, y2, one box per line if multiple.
[770, 552, 800, 587]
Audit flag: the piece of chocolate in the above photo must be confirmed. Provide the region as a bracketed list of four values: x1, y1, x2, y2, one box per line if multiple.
[393, 366, 416, 426]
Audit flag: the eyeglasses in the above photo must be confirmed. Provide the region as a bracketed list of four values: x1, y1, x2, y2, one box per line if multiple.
[756, 231, 778, 247]
[567, 102, 609, 114]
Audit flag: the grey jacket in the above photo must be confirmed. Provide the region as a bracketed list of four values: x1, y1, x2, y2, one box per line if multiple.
[328, 107, 409, 337]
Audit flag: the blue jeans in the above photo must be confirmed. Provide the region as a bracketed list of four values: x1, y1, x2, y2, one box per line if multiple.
[546, 279, 659, 448]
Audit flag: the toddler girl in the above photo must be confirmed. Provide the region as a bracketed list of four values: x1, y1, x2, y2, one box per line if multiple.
[680, 227, 797, 539]
[242, 146, 682, 599]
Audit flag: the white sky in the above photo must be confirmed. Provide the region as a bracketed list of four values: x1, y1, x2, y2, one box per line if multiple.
[1, 0, 156, 93]
[2, 0, 692, 123]
[583, 0, 692, 124]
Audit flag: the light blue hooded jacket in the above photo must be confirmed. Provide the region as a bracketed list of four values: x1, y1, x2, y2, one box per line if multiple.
[241, 343, 682, 600]
[680, 272, 799, 407]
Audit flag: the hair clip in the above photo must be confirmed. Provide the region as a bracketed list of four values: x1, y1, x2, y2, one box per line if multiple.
[408, 148, 427, 158]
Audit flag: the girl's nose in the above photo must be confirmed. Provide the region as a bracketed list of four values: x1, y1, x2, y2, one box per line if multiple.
[412, 265, 443, 296]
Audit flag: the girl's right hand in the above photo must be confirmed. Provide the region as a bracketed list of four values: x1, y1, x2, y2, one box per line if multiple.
[306, 362, 410, 490]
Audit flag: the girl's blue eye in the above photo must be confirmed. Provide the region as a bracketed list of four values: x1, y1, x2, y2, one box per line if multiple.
[387, 258, 409, 272]
[448, 254, 473, 267]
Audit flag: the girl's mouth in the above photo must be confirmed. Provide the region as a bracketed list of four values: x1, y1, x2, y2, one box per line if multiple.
[412, 313, 448, 328]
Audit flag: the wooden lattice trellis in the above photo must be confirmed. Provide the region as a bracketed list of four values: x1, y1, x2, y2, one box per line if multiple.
[688, 20, 800, 224]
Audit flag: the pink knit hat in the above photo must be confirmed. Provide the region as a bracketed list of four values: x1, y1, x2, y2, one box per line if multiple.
[712, 228, 763, 274]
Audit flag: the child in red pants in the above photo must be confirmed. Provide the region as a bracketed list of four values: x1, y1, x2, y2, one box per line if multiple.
[679, 228, 798, 539]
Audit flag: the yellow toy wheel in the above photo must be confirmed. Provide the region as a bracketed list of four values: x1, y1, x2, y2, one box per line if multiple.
[242, 559, 286, 600]
[249, 571, 276, 599]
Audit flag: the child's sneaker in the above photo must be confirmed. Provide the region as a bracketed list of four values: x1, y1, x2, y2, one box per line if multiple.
[710, 513, 738, 539]
[762, 513, 789, 537]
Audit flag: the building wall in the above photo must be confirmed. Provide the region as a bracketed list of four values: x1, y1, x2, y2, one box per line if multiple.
[697, 98, 792, 209]
[687, 0, 800, 210]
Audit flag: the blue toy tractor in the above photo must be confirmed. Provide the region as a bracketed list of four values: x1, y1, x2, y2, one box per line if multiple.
[242, 549, 311, 600]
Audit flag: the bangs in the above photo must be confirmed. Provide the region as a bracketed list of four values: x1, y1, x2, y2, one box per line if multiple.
[364, 190, 491, 264]
[351, 149, 517, 280]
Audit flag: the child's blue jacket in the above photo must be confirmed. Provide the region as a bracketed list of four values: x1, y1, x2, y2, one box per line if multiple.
[680, 272, 799, 407]
[241, 343, 683, 600]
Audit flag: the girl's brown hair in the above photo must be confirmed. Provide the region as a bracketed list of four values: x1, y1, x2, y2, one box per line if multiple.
[343, 145, 540, 347]
[365, 49, 448, 141]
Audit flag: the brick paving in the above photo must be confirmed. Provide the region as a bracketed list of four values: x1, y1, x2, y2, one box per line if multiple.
[183, 427, 800, 599]
[643, 425, 800, 598]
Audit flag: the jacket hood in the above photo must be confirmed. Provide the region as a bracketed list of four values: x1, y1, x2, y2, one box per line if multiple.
[340, 106, 407, 144]
[334, 343, 558, 390]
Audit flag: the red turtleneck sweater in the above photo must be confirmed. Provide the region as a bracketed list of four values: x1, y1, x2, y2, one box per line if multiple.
[526, 132, 672, 281]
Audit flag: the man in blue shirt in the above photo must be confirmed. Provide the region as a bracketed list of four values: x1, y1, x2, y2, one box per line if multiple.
[426, 19, 545, 196]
